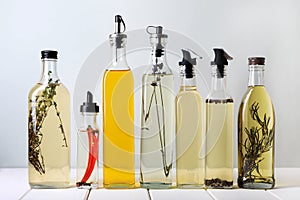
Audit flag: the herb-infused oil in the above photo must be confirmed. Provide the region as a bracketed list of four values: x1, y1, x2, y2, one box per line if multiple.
[238, 57, 275, 189]
[176, 50, 204, 188]
[103, 15, 135, 188]
[205, 49, 234, 189]
[28, 50, 70, 188]
[140, 26, 175, 189]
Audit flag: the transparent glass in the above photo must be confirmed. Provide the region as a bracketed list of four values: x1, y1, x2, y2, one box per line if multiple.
[205, 66, 234, 189]
[28, 59, 70, 188]
[103, 36, 135, 189]
[77, 113, 99, 189]
[140, 37, 175, 189]
[176, 75, 204, 188]
[238, 65, 275, 189]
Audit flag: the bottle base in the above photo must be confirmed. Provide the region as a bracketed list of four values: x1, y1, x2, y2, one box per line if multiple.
[140, 182, 173, 189]
[30, 182, 71, 189]
[177, 184, 204, 189]
[104, 183, 135, 189]
[238, 177, 275, 189]
[76, 182, 98, 189]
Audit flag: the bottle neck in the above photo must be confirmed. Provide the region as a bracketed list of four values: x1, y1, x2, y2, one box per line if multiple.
[179, 70, 197, 90]
[39, 59, 60, 84]
[150, 45, 171, 74]
[248, 65, 265, 86]
[81, 113, 98, 127]
[211, 66, 227, 92]
[109, 43, 129, 70]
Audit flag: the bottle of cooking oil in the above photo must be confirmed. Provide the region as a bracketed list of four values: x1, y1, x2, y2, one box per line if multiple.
[238, 57, 275, 189]
[140, 26, 175, 189]
[28, 50, 70, 188]
[102, 15, 135, 189]
[205, 48, 234, 189]
[176, 49, 204, 188]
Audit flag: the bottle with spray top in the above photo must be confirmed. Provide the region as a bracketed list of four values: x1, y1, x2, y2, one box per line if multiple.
[205, 48, 234, 188]
[102, 15, 135, 188]
[176, 49, 204, 188]
[77, 91, 99, 189]
[140, 26, 175, 189]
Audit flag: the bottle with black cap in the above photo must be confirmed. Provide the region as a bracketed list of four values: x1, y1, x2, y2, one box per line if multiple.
[102, 15, 135, 189]
[238, 57, 275, 189]
[175, 49, 204, 188]
[28, 50, 70, 188]
[140, 26, 175, 189]
[77, 91, 99, 189]
[205, 48, 234, 189]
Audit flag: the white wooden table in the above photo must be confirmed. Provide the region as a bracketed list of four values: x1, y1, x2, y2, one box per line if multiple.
[1, 168, 299, 200]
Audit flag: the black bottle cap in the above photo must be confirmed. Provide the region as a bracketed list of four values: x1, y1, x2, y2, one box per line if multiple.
[41, 50, 58, 59]
[212, 48, 233, 78]
[248, 57, 265, 65]
[179, 49, 197, 79]
[80, 91, 99, 113]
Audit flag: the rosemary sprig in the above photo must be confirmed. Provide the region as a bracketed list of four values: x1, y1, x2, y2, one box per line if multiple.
[28, 71, 68, 175]
[240, 102, 274, 181]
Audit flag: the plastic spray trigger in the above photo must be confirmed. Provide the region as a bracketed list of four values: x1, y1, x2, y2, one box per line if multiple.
[179, 49, 198, 79]
[212, 48, 233, 78]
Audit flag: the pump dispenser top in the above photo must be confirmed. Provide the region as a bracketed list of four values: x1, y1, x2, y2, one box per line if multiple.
[179, 49, 197, 79]
[80, 91, 99, 113]
[212, 48, 233, 78]
[109, 15, 127, 48]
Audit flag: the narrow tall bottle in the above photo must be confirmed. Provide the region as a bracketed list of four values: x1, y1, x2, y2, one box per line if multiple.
[140, 26, 175, 189]
[77, 91, 99, 189]
[205, 48, 234, 189]
[28, 50, 70, 188]
[103, 15, 135, 189]
[238, 57, 275, 189]
[176, 50, 204, 188]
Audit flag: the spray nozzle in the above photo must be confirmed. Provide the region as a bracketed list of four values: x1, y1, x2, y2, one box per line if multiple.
[179, 49, 202, 78]
[110, 15, 127, 48]
[114, 15, 126, 34]
[212, 48, 233, 78]
[80, 91, 99, 113]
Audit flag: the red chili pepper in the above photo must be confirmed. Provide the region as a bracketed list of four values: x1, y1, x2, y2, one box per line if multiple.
[81, 126, 98, 183]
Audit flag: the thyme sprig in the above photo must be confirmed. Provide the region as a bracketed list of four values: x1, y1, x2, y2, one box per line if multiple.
[28, 71, 68, 175]
[241, 102, 274, 181]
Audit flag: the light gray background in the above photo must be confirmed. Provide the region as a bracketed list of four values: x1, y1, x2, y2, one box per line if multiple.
[0, 0, 299, 168]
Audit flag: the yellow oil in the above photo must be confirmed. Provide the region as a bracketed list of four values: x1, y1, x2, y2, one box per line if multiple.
[176, 86, 204, 188]
[205, 99, 234, 188]
[238, 86, 275, 189]
[103, 69, 135, 188]
[28, 83, 70, 188]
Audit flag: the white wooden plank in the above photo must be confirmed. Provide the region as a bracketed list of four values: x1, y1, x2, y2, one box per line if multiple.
[22, 188, 87, 200]
[150, 189, 213, 200]
[0, 168, 30, 199]
[268, 188, 300, 200]
[89, 189, 148, 200]
[208, 189, 280, 200]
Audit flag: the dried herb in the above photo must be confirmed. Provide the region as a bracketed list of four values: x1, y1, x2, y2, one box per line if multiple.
[240, 102, 274, 181]
[28, 71, 68, 175]
[205, 178, 233, 188]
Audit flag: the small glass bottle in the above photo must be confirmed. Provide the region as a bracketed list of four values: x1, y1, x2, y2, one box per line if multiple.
[28, 50, 70, 188]
[238, 57, 275, 189]
[176, 50, 204, 188]
[102, 15, 135, 189]
[77, 91, 99, 189]
[140, 26, 175, 189]
[205, 48, 234, 189]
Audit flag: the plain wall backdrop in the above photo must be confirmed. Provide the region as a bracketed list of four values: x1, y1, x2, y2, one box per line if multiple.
[0, 0, 299, 168]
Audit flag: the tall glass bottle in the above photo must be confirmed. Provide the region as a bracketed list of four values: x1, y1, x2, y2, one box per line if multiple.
[140, 26, 175, 189]
[103, 15, 135, 189]
[28, 50, 70, 188]
[176, 50, 204, 188]
[77, 91, 99, 189]
[205, 48, 234, 189]
[238, 57, 275, 189]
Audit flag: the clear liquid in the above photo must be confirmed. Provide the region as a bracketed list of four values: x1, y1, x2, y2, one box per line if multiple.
[205, 99, 234, 188]
[176, 86, 204, 188]
[103, 70, 135, 188]
[28, 83, 70, 188]
[140, 73, 175, 189]
[238, 86, 275, 189]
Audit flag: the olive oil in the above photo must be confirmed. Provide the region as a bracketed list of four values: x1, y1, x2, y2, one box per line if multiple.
[103, 70, 135, 188]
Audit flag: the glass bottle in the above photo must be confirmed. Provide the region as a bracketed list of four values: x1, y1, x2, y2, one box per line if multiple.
[176, 50, 204, 188]
[102, 15, 135, 189]
[238, 57, 275, 189]
[205, 48, 234, 189]
[28, 50, 70, 188]
[140, 26, 175, 189]
[77, 91, 99, 189]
